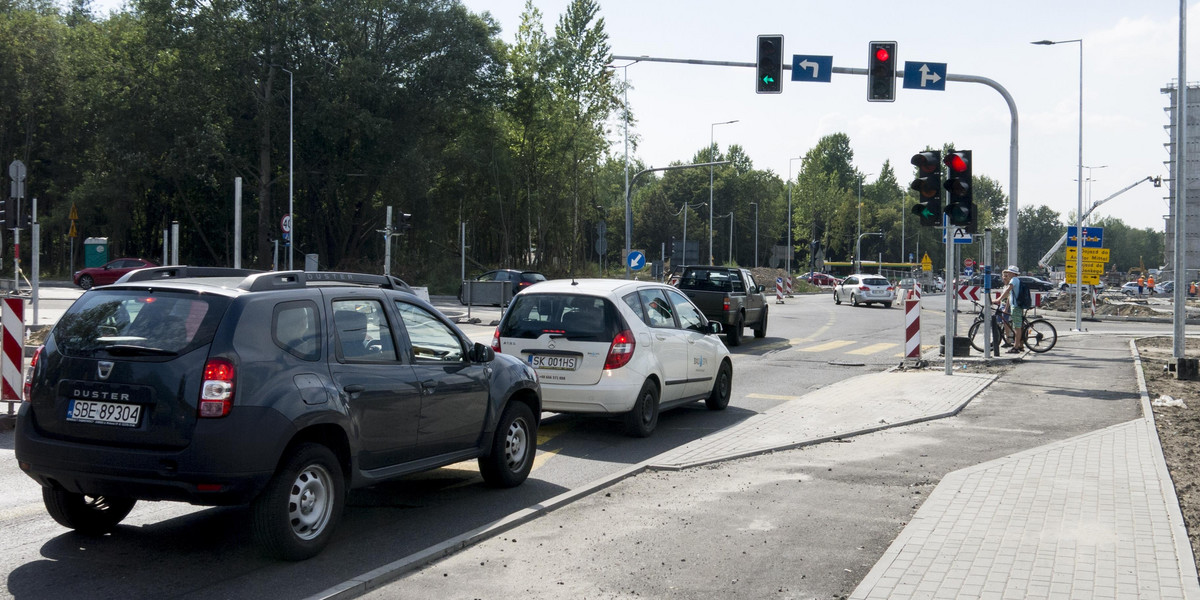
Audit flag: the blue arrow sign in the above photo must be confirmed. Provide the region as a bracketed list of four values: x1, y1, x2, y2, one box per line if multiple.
[627, 250, 646, 271]
[902, 61, 947, 91]
[791, 55, 833, 82]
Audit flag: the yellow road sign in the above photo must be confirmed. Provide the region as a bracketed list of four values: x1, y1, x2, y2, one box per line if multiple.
[67, 221, 77, 238]
[69, 203, 79, 220]
[1066, 261, 1105, 276]
[921, 252, 932, 271]
[1065, 247, 1110, 262]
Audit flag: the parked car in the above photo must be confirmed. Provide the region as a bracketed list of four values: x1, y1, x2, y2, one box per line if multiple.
[1059, 281, 1106, 292]
[1121, 281, 1150, 295]
[1018, 276, 1056, 292]
[1158, 280, 1175, 294]
[799, 272, 840, 286]
[459, 269, 546, 304]
[674, 266, 768, 346]
[833, 274, 896, 307]
[493, 278, 731, 437]
[16, 267, 541, 560]
[72, 258, 157, 289]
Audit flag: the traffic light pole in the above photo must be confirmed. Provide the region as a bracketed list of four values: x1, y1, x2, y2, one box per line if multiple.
[610, 54, 1021, 268]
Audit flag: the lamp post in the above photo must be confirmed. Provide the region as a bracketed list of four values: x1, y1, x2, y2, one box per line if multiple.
[710, 119, 739, 265]
[750, 202, 758, 268]
[676, 201, 706, 265]
[718, 211, 734, 265]
[855, 172, 874, 273]
[1032, 38, 1084, 332]
[1080, 164, 1107, 206]
[279, 66, 294, 271]
[857, 232, 883, 275]
[787, 156, 804, 276]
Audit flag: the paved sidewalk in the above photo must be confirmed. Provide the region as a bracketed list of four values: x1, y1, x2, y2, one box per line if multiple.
[850, 341, 1200, 600]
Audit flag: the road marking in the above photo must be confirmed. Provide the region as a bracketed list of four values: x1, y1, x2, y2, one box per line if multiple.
[441, 448, 560, 473]
[846, 342, 899, 355]
[799, 340, 856, 353]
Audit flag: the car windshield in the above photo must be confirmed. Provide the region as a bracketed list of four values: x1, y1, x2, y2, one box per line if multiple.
[53, 290, 230, 357]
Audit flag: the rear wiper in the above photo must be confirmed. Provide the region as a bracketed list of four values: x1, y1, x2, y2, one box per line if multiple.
[102, 344, 179, 356]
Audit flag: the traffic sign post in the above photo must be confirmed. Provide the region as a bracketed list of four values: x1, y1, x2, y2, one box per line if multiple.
[627, 250, 646, 272]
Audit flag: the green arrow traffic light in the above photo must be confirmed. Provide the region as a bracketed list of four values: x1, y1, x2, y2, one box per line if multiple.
[762, 75, 775, 85]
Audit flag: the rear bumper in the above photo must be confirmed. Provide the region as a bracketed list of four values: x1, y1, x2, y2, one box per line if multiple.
[15, 404, 293, 505]
[539, 377, 645, 414]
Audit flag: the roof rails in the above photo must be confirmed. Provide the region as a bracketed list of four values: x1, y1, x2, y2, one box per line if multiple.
[118, 266, 262, 284]
[240, 271, 414, 293]
[115, 267, 414, 294]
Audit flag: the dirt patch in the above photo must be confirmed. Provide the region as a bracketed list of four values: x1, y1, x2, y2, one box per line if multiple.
[1137, 336, 1200, 569]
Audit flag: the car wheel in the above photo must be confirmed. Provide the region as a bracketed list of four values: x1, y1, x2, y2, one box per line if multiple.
[42, 489, 136, 535]
[885, 302, 893, 308]
[623, 380, 660, 437]
[834, 290, 841, 305]
[78, 274, 94, 290]
[753, 307, 768, 338]
[726, 315, 743, 347]
[251, 443, 345, 561]
[705, 361, 733, 410]
[478, 401, 536, 488]
[851, 293, 859, 307]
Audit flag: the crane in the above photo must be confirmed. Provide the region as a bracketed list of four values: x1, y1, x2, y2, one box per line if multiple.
[1036, 175, 1163, 272]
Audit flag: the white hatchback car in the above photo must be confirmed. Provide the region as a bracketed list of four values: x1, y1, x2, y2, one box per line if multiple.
[833, 273, 896, 307]
[492, 279, 732, 437]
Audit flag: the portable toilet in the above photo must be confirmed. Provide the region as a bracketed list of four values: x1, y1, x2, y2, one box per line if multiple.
[84, 237, 109, 268]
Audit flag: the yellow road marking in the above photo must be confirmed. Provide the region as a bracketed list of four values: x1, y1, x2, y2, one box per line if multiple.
[846, 342, 899, 355]
[440, 448, 560, 473]
[799, 340, 856, 352]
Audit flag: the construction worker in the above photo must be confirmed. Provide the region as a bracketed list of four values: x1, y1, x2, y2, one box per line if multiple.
[1138, 275, 1145, 294]
[1190, 281, 1197, 297]
[1148, 274, 1156, 294]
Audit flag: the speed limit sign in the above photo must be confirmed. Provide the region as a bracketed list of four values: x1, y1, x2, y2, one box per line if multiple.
[281, 214, 292, 234]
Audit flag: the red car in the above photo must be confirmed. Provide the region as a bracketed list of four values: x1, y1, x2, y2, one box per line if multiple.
[801, 272, 840, 286]
[73, 258, 158, 289]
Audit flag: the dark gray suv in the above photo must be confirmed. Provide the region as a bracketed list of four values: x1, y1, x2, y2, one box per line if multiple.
[16, 267, 541, 560]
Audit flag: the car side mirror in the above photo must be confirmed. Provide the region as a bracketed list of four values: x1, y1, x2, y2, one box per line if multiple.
[706, 321, 723, 335]
[470, 342, 495, 363]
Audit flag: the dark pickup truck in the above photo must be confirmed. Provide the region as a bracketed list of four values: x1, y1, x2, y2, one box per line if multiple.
[674, 266, 768, 346]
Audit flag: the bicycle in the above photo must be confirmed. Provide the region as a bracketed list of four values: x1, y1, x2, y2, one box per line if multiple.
[967, 300, 1058, 354]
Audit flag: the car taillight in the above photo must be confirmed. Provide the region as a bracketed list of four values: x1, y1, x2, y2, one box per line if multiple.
[199, 358, 234, 418]
[723, 297, 731, 311]
[859, 286, 870, 291]
[22, 345, 42, 403]
[604, 330, 636, 370]
[492, 328, 502, 353]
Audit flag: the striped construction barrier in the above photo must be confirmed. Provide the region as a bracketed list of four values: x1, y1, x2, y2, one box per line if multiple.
[775, 277, 785, 304]
[785, 276, 794, 298]
[3, 298, 23, 402]
[905, 286, 921, 359]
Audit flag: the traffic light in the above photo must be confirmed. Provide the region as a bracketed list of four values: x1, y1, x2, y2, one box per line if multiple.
[0, 199, 6, 227]
[867, 41, 897, 102]
[756, 35, 783, 94]
[943, 150, 973, 230]
[909, 151, 942, 227]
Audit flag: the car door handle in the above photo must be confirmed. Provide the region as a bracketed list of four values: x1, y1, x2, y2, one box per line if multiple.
[654, 334, 669, 341]
[343, 384, 365, 394]
[420, 380, 437, 395]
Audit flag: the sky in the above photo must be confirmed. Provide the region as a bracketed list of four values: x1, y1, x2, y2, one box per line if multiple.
[82, 0, 1200, 233]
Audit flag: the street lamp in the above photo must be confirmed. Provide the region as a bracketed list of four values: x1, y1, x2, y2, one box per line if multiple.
[718, 211, 735, 265]
[676, 201, 706, 265]
[750, 202, 758, 268]
[787, 156, 804, 276]
[1032, 38, 1084, 332]
[710, 119, 739, 265]
[1079, 164, 1107, 206]
[857, 232, 883, 274]
[855, 172, 874, 273]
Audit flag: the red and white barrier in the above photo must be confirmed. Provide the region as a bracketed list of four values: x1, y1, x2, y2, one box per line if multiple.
[3, 298, 23, 401]
[785, 276, 794, 297]
[904, 286, 921, 359]
[775, 277, 785, 304]
[956, 285, 1046, 307]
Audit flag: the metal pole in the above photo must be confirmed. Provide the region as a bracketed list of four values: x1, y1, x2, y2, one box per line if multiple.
[282, 67, 294, 272]
[384, 206, 392, 277]
[709, 120, 738, 266]
[171, 221, 180, 265]
[1175, 2, 1190, 361]
[31, 197, 37, 326]
[751, 202, 758, 268]
[983, 229, 993, 359]
[728, 212, 733, 265]
[944, 214, 954, 375]
[234, 177, 241, 269]
[682, 205, 688, 265]
[1074, 41, 1084, 332]
[787, 157, 803, 277]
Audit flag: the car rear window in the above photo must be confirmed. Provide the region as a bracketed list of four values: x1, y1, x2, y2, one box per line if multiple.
[500, 293, 623, 341]
[520, 272, 547, 283]
[863, 278, 891, 286]
[53, 290, 230, 357]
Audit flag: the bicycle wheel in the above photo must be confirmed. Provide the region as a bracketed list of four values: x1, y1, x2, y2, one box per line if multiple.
[1023, 318, 1057, 353]
[968, 320, 986, 353]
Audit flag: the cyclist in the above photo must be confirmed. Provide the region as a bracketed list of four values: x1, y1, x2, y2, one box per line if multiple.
[994, 265, 1025, 353]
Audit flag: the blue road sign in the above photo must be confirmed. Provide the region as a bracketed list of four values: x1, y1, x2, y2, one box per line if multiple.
[902, 61, 947, 91]
[1067, 226, 1103, 248]
[791, 55, 833, 82]
[627, 250, 646, 271]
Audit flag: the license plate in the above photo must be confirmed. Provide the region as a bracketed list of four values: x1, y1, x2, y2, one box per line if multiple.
[871, 290, 885, 296]
[528, 354, 578, 371]
[67, 399, 142, 427]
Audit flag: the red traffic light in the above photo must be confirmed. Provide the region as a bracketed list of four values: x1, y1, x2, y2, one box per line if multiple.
[911, 151, 940, 174]
[875, 47, 890, 62]
[944, 152, 969, 173]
